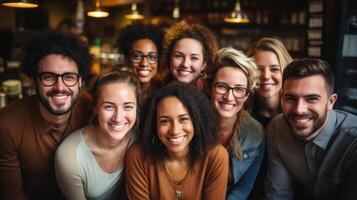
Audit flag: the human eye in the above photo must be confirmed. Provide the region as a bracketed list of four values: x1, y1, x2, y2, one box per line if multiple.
[270, 66, 281, 73]
[216, 83, 228, 91]
[158, 118, 171, 125]
[103, 104, 115, 111]
[179, 116, 191, 123]
[147, 53, 158, 62]
[63, 73, 78, 81]
[234, 87, 247, 94]
[123, 103, 135, 111]
[173, 53, 183, 59]
[306, 96, 320, 103]
[41, 73, 56, 81]
[131, 51, 143, 60]
[283, 95, 295, 102]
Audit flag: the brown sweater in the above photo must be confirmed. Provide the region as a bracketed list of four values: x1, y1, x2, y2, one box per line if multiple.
[125, 143, 229, 200]
[0, 94, 92, 200]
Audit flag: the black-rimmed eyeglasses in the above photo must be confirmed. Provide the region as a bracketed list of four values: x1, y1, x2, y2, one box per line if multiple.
[130, 50, 158, 64]
[36, 72, 80, 87]
[214, 82, 249, 98]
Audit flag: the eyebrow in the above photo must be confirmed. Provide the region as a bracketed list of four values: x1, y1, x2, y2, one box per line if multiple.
[158, 113, 190, 118]
[173, 51, 201, 57]
[215, 81, 247, 88]
[102, 101, 136, 105]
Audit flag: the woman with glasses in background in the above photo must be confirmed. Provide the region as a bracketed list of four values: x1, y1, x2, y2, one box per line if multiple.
[55, 69, 139, 200]
[118, 23, 164, 103]
[160, 20, 218, 91]
[207, 47, 265, 200]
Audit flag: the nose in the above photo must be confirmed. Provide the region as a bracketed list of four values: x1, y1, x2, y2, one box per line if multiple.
[294, 99, 307, 114]
[223, 89, 234, 101]
[53, 76, 66, 90]
[112, 108, 123, 122]
[260, 68, 271, 80]
[170, 120, 181, 134]
[182, 57, 190, 69]
[140, 55, 150, 66]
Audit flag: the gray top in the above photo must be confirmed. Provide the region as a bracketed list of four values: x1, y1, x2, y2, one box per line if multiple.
[265, 109, 357, 200]
[55, 128, 135, 200]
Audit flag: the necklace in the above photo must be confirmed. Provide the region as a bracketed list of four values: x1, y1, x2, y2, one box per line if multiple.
[163, 162, 190, 200]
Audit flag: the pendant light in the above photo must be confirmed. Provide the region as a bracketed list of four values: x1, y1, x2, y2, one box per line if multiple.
[125, 3, 144, 20]
[2, 0, 38, 8]
[172, 0, 180, 19]
[87, 0, 109, 18]
[224, 0, 249, 23]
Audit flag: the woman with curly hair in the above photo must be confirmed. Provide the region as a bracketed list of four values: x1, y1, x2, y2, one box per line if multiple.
[207, 47, 265, 200]
[117, 23, 164, 103]
[125, 82, 228, 200]
[246, 38, 292, 127]
[160, 20, 219, 91]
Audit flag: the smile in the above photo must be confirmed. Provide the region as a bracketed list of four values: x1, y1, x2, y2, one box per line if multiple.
[167, 135, 187, 145]
[109, 122, 127, 131]
[219, 102, 236, 110]
[137, 69, 151, 76]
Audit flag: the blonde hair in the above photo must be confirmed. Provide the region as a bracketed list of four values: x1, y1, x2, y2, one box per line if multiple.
[207, 47, 259, 160]
[247, 37, 292, 72]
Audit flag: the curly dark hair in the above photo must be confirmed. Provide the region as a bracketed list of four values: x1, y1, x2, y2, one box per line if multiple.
[160, 20, 219, 84]
[142, 81, 218, 167]
[117, 22, 164, 60]
[21, 30, 92, 78]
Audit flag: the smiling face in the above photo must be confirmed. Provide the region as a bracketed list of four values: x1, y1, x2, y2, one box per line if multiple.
[36, 54, 81, 116]
[96, 83, 137, 141]
[170, 38, 207, 83]
[211, 66, 249, 119]
[254, 51, 282, 100]
[282, 75, 336, 141]
[130, 39, 158, 84]
[156, 96, 194, 158]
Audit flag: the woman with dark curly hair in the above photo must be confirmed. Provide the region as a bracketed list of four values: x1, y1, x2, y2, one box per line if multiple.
[117, 23, 164, 103]
[125, 82, 228, 200]
[160, 20, 219, 91]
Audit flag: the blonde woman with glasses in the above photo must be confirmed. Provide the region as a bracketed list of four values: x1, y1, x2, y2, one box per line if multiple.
[207, 47, 265, 200]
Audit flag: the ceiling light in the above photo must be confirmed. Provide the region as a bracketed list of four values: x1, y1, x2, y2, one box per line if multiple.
[125, 3, 144, 20]
[87, 0, 109, 18]
[2, 0, 38, 8]
[224, 0, 249, 23]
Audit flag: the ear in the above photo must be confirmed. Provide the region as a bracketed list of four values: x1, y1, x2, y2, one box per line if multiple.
[327, 93, 337, 111]
[202, 62, 207, 71]
[79, 77, 82, 88]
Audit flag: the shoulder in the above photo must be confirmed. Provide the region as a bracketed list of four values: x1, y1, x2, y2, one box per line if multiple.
[0, 96, 35, 121]
[207, 145, 229, 162]
[266, 114, 289, 137]
[240, 116, 265, 147]
[333, 109, 357, 134]
[56, 129, 83, 159]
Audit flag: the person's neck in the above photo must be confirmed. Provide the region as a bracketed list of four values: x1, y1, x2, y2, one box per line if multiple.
[141, 81, 151, 92]
[303, 114, 330, 142]
[217, 115, 237, 145]
[38, 102, 71, 130]
[167, 148, 190, 163]
[257, 94, 281, 118]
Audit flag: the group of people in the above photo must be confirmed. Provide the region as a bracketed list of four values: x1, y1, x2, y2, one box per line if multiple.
[0, 20, 356, 200]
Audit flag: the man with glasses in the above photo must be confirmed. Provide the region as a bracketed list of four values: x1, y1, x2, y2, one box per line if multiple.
[0, 31, 92, 199]
[265, 59, 357, 200]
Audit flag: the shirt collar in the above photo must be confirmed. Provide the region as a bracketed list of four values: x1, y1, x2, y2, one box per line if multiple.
[313, 110, 337, 149]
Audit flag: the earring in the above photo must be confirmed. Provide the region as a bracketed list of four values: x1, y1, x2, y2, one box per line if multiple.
[200, 69, 207, 79]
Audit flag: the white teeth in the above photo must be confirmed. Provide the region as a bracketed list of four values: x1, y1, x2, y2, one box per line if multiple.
[220, 102, 235, 110]
[259, 83, 274, 89]
[109, 123, 126, 131]
[52, 95, 68, 100]
[293, 118, 310, 123]
[168, 135, 185, 144]
[137, 70, 150, 76]
[178, 70, 191, 76]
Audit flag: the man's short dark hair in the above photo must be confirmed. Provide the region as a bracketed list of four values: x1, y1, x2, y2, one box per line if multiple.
[142, 81, 218, 167]
[22, 30, 92, 78]
[283, 58, 335, 94]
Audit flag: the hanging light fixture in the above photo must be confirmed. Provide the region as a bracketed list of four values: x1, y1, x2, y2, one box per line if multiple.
[87, 0, 109, 18]
[2, 0, 38, 8]
[172, 0, 180, 19]
[224, 0, 249, 23]
[125, 3, 144, 20]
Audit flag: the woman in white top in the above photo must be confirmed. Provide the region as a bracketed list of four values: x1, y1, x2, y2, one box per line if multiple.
[55, 69, 140, 200]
